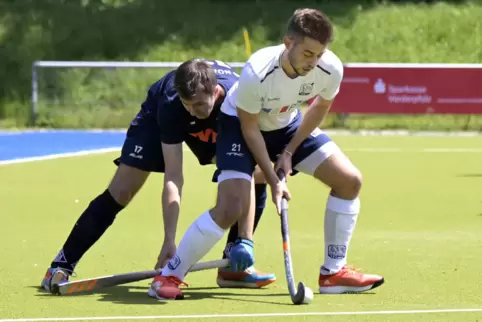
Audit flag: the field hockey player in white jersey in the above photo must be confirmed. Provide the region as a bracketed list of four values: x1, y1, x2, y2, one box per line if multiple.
[149, 8, 384, 300]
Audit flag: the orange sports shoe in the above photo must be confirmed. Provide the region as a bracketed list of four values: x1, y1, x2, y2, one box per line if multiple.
[318, 265, 384, 294]
[148, 275, 188, 300]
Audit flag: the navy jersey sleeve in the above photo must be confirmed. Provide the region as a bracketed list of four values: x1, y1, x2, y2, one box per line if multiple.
[205, 60, 239, 94]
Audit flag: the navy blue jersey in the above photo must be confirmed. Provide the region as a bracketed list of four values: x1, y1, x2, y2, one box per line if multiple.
[138, 60, 239, 149]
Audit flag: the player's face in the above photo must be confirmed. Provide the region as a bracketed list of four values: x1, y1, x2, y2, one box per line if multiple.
[285, 36, 325, 76]
[180, 90, 216, 119]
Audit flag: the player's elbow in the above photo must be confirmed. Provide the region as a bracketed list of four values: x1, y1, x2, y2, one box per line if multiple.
[164, 169, 184, 190]
[312, 97, 332, 113]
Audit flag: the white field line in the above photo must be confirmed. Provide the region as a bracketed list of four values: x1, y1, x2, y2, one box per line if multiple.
[344, 148, 482, 153]
[1, 308, 482, 322]
[2, 146, 482, 167]
[0, 147, 120, 165]
[0, 129, 481, 136]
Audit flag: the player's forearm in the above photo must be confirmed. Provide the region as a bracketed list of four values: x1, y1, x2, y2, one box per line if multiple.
[241, 127, 278, 186]
[286, 105, 328, 153]
[161, 176, 183, 242]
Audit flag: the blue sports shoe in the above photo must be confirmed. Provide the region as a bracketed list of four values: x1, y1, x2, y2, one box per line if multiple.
[216, 266, 276, 288]
[41, 267, 69, 293]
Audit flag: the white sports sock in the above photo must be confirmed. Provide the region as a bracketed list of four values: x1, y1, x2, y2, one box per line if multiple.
[321, 195, 360, 275]
[162, 210, 226, 280]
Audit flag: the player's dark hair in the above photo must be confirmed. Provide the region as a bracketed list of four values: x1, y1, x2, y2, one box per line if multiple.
[174, 59, 217, 99]
[286, 8, 333, 45]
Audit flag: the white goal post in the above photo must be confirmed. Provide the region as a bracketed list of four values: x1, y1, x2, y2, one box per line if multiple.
[30, 61, 246, 125]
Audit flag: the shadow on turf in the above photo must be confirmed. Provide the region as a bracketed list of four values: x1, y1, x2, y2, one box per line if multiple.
[31, 285, 298, 305]
[457, 173, 482, 178]
[31, 284, 378, 305]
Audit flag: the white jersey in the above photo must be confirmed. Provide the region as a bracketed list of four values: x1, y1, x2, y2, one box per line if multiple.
[221, 44, 343, 131]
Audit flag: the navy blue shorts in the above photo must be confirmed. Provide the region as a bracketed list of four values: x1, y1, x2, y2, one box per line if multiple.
[114, 113, 166, 172]
[216, 111, 334, 177]
[114, 114, 216, 172]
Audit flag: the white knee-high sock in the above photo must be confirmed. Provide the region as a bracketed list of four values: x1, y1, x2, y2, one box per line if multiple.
[162, 210, 226, 280]
[321, 195, 360, 274]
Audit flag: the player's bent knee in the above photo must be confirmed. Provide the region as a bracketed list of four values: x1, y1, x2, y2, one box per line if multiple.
[212, 171, 252, 230]
[338, 170, 362, 199]
[328, 164, 362, 200]
[108, 163, 150, 206]
[311, 149, 363, 200]
[108, 186, 135, 206]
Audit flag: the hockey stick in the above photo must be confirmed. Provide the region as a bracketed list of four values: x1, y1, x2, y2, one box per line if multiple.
[51, 258, 229, 295]
[277, 169, 313, 305]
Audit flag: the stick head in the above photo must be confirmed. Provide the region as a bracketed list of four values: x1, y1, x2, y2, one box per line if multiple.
[291, 282, 313, 305]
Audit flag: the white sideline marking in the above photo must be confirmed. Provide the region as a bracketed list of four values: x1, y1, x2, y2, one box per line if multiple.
[2, 146, 482, 167]
[344, 148, 482, 153]
[0, 129, 481, 136]
[423, 148, 482, 153]
[1, 308, 482, 321]
[0, 129, 126, 135]
[345, 148, 402, 152]
[323, 130, 482, 137]
[0, 147, 120, 166]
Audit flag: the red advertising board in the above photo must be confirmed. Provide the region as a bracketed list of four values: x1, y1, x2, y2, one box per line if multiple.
[331, 64, 482, 114]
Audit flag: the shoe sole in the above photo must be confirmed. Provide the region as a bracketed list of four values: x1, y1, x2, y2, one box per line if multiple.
[147, 287, 184, 300]
[319, 278, 385, 294]
[216, 277, 276, 289]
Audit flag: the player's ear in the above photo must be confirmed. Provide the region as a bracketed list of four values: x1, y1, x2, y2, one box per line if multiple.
[283, 35, 294, 49]
[213, 84, 224, 102]
[214, 84, 222, 97]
